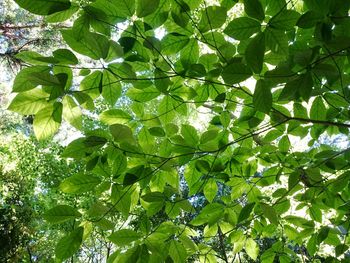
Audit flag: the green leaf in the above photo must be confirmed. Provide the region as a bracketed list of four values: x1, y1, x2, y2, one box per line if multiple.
[53, 49, 79, 65]
[245, 32, 265, 74]
[154, 69, 171, 93]
[293, 103, 308, 119]
[317, 226, 330, 244]
[279, 73, 313, 101]
[204, 179, 218, 203]
[260, 203, 279, 225]
[80, 71, 103, 99]
[269, 10, 300, 30]
[297, 11, 323, 28]
[288, 172, 300, 190]
[245, 238, 259, 260]
[33, 102, 63, 140]
[104, 0, 134, 18]
[60, 173, 101, 194]
[108, 229, 142, 246]
[222, 62, 252, 84]
[136, 0, 159, 17]
[224, 17, 261, 40]
[181, 124, 199, 147]
[111, 184, 131, 217]
[158, 96, 177, 124]
[220, 111, 231, 128]
[307, 234, 317, 256]
[62, 96, 82, 130]
[123, 173, 139, 186]
[148, 127, 166, 137]
[15, 51, 58, 65]
[310, 97, 326, 120]
[102, 70, 122, 105]
[199, 6, 227, 32]
[143, 0, 169, 28]
[100, 109, 132, 125]
[253, 80, 272, 113]
[238, 203, 255, 223]
[127, 86, 160, 102]
[55, 227, 84, 261]
[162, 33, 190, 55]
[309, 205, 322, 223]
[244, 0, 265, 21]
[265, 28, 288, 56]
[61, 138, 88, 159]
[278, 135, 290, 153]
[110, 124, 134, 143]
[8, 88, 49, 114]
[107, 148, 127, 175]
[335, 244, 349, 257]
[13, 66, 50, 92]
[61, 30, 110, 59]
[303, 0, 331, 15]
[181, 39, 199, 67]
[190, 203, 224, 226]
[106, 41, 124, 62]
[138, 127, 155, 152]
[169, 240, 187, 263]
[46, 5, 79, 23]
[43, 205, 81, 224]
[142, 192, 165, 202]
[14, 0, 71, 15]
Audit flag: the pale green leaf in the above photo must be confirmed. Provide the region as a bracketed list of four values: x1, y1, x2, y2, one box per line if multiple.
[33, 102, 62, 140]
[60, 173, 101, 194]
[108, 229, 141, 246]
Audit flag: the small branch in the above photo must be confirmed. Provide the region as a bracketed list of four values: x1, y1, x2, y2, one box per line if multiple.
[218, 226, 229, 263]
[27, 246, 33, 263]
[287, 116, 350, 128]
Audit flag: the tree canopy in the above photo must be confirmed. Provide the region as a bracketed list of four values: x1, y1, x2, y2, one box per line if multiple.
[5, 0, 350, 262]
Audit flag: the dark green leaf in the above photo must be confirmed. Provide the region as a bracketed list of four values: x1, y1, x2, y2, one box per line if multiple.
[43, 205, 81, 224]
[269, 10, 300, 30]
[238, 203, 255, 223]
[310, 97, 326, 120]
[55, 227, 84, 261]
[61, 30, 110, 59]
[136, 0, 159, 17]
[224, 17, 261, 40]
[297, 11, 324, 28]
[222, 62, 252, 84]
[244, 0, 265, 21]
[161, 33, 190, 55]
[190, 203, 224, 226]
[141, 192, 165, 202]
[199, 6, 227, 32]
[253, 80, 272, 113]
[169, 240, 187, 263]
[245, 32, 265, 74]
[148, 127, 166, 137]
[14, 0, 71, 15]
[260, 203, 279, 225]
[53, 49, 79, 65]
[110, 124, 134, 143]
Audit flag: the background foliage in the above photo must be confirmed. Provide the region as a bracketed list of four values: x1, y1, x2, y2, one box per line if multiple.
[3, 0, 350, 262]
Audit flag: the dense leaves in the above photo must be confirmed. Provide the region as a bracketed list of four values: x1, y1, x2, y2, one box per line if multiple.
[7, 0, 350, 262]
